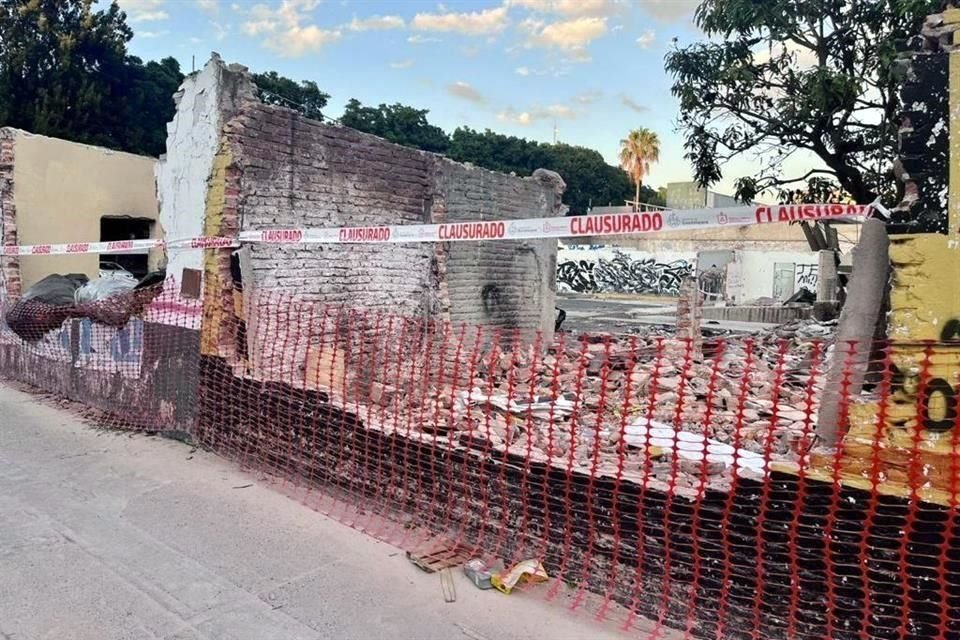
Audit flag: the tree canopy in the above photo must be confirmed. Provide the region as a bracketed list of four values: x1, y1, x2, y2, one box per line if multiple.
[340, 99, 450, 153]
[665, 0, 941, 204]
[252, 71, 330, 122]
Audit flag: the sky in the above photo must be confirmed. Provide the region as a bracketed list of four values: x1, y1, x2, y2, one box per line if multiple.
[115, 0, 759, 195]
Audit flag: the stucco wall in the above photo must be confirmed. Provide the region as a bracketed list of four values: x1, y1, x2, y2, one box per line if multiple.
[5, 129, 158, 290]
[726, 250, 820, 303]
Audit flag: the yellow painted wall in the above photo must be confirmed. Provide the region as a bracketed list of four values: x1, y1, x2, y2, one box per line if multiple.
[10, 130, 159, 289]
[889, 8, 960, 343]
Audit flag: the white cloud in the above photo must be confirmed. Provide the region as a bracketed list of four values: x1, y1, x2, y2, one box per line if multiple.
[519, 16, 607, 59]
[754, 40, 818, 69]
[408, 34, 441, 44]
[574, 89, 602, 104]
[390, 59, 415, 69]
[212, 21, 229, 41]
[498, 103, 579, 125]
[412, 7, 508, 35]
[119, 0, 168, 22]
[447, 81, 486, 104]
[620, 94, 648, 113]
[636, 29, 655, 49]
[138, 29, 169, 38]
[242, 0, 340, 57]
[498, 109, 535, 125]
[515, 66, 530, 76]
[461, 45, 481, 57]
[196, 0, 219, 13]
[611, 23, 624, 32]
[347, 15, 405, 31]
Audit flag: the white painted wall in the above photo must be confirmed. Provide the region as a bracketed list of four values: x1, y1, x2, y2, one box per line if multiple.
[557, 243, 821, 304]
[727, 250, 820, 303]
[155, 57, 225, 284]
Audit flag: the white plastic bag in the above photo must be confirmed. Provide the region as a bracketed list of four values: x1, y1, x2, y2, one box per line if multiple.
[74, 272, 138, 304]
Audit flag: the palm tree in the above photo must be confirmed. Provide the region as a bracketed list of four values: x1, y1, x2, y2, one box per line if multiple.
[619, 128, 661, 211]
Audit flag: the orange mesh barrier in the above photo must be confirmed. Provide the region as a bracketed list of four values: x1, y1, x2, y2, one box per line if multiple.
[2, 282, 959, 639]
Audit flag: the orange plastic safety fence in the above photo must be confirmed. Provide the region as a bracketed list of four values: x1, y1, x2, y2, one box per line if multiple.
[2, 281, 959, 640]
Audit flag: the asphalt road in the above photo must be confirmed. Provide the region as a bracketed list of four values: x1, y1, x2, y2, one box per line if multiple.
[0, 383, 651, 640]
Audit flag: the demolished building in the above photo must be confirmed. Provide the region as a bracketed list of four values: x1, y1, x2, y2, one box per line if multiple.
[156, 55, 566, 376]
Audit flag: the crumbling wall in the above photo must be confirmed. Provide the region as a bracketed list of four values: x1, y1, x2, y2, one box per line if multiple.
[888, 11, 956, 341]
[156, 54, 252, 285]
[0, 128, 19, 302]
[185, 57, 565, 382]
[435, 161, 564, 335]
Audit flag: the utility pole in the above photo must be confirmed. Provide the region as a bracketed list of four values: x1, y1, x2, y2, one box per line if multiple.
[552, 120, 558, 144]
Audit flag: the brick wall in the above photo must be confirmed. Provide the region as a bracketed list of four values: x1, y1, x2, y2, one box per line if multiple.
[0, 129, 20, 301]
[435, 161, 564, 336]
[191, 60, 565, 381]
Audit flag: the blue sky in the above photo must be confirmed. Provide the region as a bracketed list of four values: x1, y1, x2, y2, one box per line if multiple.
[116, 0, 737, 193]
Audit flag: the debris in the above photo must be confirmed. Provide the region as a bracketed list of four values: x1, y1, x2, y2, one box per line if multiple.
[232, 483, 253, 489]
[491, 559, 549, 594]
[463, 558, 496, 590]
[440, 567, 457, 603]
[406, 540, 472, 573]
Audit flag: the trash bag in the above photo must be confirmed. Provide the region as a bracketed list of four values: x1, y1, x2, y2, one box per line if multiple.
[4, 274, 88, 342]
[21, 274, 88, 305]
[74, 271, 138, 304]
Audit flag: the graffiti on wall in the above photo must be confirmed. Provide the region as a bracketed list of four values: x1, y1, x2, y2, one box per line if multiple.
[557, 249, 694, 296]
[7, 318, 146, 377]
[796, 264, 818, 291]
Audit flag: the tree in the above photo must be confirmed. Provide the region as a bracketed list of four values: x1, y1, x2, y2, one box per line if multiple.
[0, 1, 186, 156]
[448, 128, 643, 214]
[665, 0, 941, 204]
[0, 0, 132, 148]
[252, 71, 329, 121]
[340, 99, 450, 153]
[122, 57, 184, 156]
[618, 128, 661, 211]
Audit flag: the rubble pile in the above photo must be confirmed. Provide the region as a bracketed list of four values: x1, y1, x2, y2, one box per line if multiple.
[367, 319, 839, 491]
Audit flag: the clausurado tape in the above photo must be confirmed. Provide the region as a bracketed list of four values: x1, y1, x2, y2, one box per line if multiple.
[2, 203, 872, 255]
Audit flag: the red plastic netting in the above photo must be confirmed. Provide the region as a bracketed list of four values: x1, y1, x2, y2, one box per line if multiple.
[1, 281, 959, 639]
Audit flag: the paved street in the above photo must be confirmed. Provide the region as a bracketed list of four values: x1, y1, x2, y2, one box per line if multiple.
[0, 383, 637, 640]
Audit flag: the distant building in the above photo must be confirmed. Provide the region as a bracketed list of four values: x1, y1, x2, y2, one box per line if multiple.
[665, 181, 741, 210]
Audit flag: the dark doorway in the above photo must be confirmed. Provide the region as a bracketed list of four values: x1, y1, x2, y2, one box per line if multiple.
[100, 216, 153, 279]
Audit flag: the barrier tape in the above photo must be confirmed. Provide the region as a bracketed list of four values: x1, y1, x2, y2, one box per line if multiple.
[0, 236, 239, 257]
[1, 203, 872, 255]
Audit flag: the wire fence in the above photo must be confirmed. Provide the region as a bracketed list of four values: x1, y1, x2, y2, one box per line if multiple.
[1, 280, 959, 639]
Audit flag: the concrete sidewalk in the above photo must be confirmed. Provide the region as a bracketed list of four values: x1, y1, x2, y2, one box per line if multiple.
[0, 383, 634, 640]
